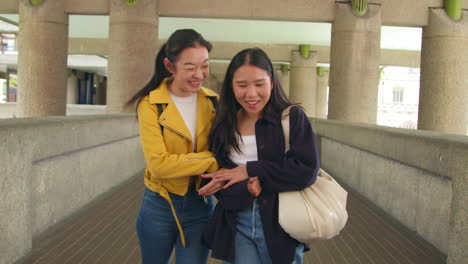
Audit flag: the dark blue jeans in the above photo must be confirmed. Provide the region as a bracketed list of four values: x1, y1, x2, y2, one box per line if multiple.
[136, 186, 214, 264]
[223, 199, 304, 264]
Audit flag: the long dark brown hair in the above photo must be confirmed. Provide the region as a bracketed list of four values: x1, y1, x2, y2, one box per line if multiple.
[209, 48, 291, 160]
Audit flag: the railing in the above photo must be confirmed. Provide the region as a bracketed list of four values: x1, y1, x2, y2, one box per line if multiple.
[1, 114, 466, 264]
[311, 118, 468, 264]
[0, 114, 145, 264]
[0, 103, 107, 118]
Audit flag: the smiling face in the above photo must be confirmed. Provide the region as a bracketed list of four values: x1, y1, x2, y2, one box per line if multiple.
[165, 45, 209, 97]
[232, 64, 272, 119]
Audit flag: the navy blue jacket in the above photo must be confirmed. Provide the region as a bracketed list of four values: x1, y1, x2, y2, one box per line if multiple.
[203, 106, 320, 264]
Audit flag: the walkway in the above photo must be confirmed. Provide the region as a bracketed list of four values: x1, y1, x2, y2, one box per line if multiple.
[24, 176, 446, 264]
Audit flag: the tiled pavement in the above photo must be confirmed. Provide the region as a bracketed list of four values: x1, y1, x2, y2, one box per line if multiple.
[23, 175, 446, 264]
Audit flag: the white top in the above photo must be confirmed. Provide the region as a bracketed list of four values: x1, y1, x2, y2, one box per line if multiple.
[229, 135, 258, 166]
[169, 92, 198, 151]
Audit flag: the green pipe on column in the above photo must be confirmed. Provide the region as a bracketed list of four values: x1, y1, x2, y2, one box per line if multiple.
[445, 0, 462, 20]
[299, 45, 310, 58]
[351, 0, 368, 16]
[316, 67, 324, 77]
[125, 0, 140, 6]
[30, 0, 45, 6]
[378, 67, 385, 82]
[281, 64, 289, 73]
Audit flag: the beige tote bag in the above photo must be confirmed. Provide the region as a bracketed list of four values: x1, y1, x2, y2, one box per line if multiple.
[278, 106, 348, 244]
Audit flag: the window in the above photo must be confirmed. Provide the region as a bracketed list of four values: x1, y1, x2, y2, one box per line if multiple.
[392, 86, 404, 104]
[0, 33, 17, 54]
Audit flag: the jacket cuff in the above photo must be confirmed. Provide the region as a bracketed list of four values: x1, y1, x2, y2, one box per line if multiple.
[246, 161, 264, 180]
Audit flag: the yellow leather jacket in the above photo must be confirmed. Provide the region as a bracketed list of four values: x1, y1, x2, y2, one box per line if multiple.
[137, 78, 219, 246]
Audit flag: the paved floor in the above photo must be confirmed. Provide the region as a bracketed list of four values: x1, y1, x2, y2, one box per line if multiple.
[24, 175, 446, 264]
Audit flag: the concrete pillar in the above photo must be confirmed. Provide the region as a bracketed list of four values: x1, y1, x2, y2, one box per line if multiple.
[316, 68, 329, 119]
[107, 0, 158, 113]
[75, 71, 85, 104]
[328, 3, 381, 123]
[67, 71, 78, 104]
[17, 0, 68, 117]
[418, 9, 468, 135]
[95, 75, 106, 105]
[85, 72, 94, 104]
[6, 69, 12, 102]
[212, 73, 225, 93]
[276, 67, 290, 97]
[289, 51, 317, 117]
[205, 75, 220, 94]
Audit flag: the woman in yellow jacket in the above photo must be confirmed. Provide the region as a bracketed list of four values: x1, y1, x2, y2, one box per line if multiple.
[128, 29, 221, 264]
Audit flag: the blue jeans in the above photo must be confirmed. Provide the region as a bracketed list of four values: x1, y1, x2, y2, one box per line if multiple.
[136, 185, 214, 264]
[223, 199, 304, 264]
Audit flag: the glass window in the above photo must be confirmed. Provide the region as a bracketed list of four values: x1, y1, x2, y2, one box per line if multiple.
[392, 86, 404, 104]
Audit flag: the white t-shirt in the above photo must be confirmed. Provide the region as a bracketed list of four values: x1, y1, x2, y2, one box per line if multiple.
[169, 92, 198, 151]
[229, 135, 258, 166]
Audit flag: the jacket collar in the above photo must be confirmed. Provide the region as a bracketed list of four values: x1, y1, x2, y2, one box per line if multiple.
[147, 77, 218, 146]
[260, 107, 282, 125]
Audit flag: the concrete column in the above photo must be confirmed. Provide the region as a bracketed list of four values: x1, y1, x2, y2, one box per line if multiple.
[205, 75, 220, 94]
[276, 67, 290, 97]
[316, 68, 329, 119]
[67, 71, 78, 104]
[328, 3, 381, 123]
[107, 0, 158, 113]
[6, 69, 13, 102]
[418, 9, 468, 135]
[95, 75, 106, 105]
[17, 0, 68, 117]
[212, 73, 225, 93]
[85, 72, 94, 104]
[289, 51, 317, 117]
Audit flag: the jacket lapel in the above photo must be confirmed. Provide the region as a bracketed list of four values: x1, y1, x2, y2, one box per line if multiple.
[149, 80, 192, 141]
[196, 88, 217, 146]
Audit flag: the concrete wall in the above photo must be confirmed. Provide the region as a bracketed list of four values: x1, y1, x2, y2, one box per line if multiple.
[311, 118, 468, 263]
[0, 103, 106, 118]
[66, 104, 106, 115]
[0, 114, 145, 264]
[0, 102, 15, 118]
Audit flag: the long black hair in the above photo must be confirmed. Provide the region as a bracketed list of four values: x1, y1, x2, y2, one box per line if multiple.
[127, 29, 212, 107]
[209, 48, 291, 159]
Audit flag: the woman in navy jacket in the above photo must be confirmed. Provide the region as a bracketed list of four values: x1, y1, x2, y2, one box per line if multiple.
[199, 48, 320, 264]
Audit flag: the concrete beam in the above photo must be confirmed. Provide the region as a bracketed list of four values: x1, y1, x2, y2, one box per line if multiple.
[68, 38, 420, 68]
[380, 49, 421, 67]
[69, 38, 108, 55]
[210, 42, 296, 62]
[0, 0, 17, 13]
[209, 61, 229, 75]
[2, 0, 468, 26]
[158, 0, 335, 22]
[66, 0, 109, 15]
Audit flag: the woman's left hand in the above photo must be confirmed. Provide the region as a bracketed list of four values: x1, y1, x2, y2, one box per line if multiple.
[201, 165, 249, 190]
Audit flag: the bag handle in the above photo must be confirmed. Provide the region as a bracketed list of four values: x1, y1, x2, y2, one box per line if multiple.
[281, 106, 294, 153]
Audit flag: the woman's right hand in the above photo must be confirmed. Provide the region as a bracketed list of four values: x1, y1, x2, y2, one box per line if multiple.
[248, 177, 262, 197]
[198, 179, 226, 196]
